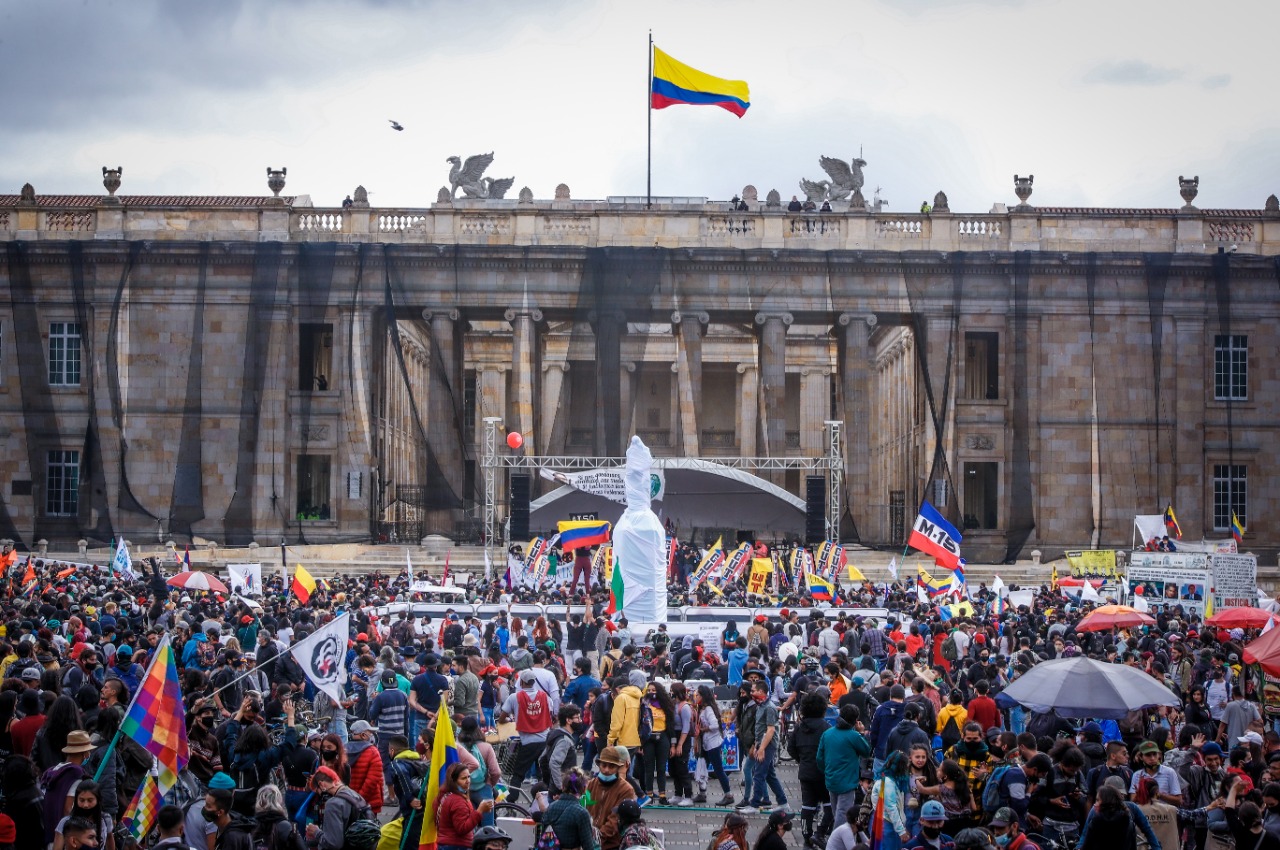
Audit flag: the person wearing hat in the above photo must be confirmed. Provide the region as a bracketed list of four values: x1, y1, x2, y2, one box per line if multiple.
[370, 669, 410, 771]
[451, 653, 483, 722]
[109, 643, 142, 697]
[345, 720, 384, 815]
[498, 669, 555, 788]
[905, 800, 954, 850]
[987, 806, 1036, 850]
[186, 698, 225, 786]
[39, 730, 95, 847]
[1129, 740, 1183, 804]
[586, 747, 637, 850]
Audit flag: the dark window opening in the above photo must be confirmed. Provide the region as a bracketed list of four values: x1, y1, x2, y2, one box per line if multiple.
[965, 332, 1000, 400]
[299, 324, 334, 391]
[297, 455, 332, 520]
[963, 462, 998, 530]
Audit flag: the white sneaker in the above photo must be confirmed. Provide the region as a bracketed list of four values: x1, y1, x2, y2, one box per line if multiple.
[678, 797, 695, 807]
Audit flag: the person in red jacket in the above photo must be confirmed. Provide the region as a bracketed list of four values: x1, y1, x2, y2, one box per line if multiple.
[436, 762, 495, 850]
[965, 679, 1002, 734]
[345, 720, 385, 814]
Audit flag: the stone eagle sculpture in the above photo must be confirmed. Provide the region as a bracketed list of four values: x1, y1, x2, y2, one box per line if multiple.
[447, 153, 515, 200]
[799, 155, 867, 203]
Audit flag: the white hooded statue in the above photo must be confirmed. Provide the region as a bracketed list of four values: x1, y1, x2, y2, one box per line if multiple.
[611, 435, 667, 623]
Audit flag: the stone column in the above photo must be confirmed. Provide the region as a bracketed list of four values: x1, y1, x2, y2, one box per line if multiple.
[799, 368, 830, 456]
[672, 310, 709, 456]
[477, 364, 509, 511]
[838, 313, 876, 539]
[591, 311, 626, 456]
[505, 308, 542, 452]
[541, 361, 569, 456]
[755, 312, 792, 457]
[736, 363, 758, 457]
[424, 308, 463, 515]
[1174, 317, 1206, 531]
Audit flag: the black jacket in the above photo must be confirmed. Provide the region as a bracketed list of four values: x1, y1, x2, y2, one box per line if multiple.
[788, 715, 829, 783]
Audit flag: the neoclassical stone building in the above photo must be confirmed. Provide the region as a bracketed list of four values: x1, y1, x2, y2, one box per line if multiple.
[1, 177, 1278, 562]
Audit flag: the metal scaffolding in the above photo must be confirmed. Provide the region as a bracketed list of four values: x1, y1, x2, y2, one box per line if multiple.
[481, 430, 846, 559]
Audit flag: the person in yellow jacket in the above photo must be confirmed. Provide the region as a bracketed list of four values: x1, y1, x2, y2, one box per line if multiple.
[607, 670, 646, 750]
[935, 690, 968, 749]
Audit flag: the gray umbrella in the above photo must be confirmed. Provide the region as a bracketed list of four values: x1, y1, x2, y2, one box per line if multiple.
[998, 656, 1181, 719]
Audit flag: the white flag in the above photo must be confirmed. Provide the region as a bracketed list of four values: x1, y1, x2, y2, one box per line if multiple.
[406, 551, 414, 584]
[1080, 580, 1102, 603]
[1262, 616, 1275, 635]
[887, 556, 898, 581]
[226, 563, 262, 596]
[917, 584, 929, 605]
[484, 549, 493, 581]
[289, 613, 350, 705]
[1132, 591, 1150, 613]
[991, 575, 1007, 597]
[111, 540, 136, 579]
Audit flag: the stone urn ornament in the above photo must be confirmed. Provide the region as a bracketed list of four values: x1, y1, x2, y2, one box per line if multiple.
[267, 167, 287, 197]
[102, 166, 123, 198]
[1014, 174, 1034, 208]
[1179, 175, 1199, 208]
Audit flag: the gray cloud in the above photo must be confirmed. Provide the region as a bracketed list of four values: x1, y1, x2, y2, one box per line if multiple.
[1084, 60, 1183, 86]
[1201, 74, 1232, 90]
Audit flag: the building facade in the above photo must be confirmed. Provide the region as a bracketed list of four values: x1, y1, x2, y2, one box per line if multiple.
[1, 181, 1278, 561]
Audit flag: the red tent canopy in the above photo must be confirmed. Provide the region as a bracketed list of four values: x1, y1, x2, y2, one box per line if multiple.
[1243, 627, 1280, 677]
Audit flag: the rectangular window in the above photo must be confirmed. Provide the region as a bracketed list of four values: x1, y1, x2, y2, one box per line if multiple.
[1214, 335, 1247, 400]
[48, 322, 82, 386]
[299, 324, 334, 391]
[297, 455, 332, 520]
[46, 450, 80, 516]
[963, 462, 999, 530]
[965, 332, 1000, 400]
[1212, 464, 1246, 531]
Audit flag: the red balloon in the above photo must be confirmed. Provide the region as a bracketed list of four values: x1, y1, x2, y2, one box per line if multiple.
[1133, 586, 1145, 595]
[506, 431, 523, 449]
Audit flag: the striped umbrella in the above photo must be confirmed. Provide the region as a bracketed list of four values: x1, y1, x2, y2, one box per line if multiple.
[165, 570, 229, 594]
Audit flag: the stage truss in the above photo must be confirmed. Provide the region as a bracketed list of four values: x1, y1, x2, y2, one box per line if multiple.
[481, 417, 844, 562]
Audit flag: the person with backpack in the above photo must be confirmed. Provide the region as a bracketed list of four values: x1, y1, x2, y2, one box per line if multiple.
[617, 798, 664, 850]
[344, 720, 384, 816]
[788, 691, 834, 849]
[817, 704, 873, 829]
[304, 766, 381, 850]
[498, 670, 554, 787]
[202, 786, 257, 850]
[695, 685, 734, 807]
[981, 732, 1028, 824]
[538, 767, 598, 850]
[541, 705, 582, 795]
[639, 681, 675, 805]
[385, 733, 428, 846]
[251, 785, 306, 850]
[935, 692, 968, 753]
[606, 672, 644, 760]
[457, 717, 502, 827]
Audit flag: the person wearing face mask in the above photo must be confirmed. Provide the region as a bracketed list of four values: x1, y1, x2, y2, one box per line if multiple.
[186, 703, 224, 788]
[52, 780, 113, 850]
[59, 817, 99, 850]
[201, 787, 256, 850]
[586, 747, 637, 850]
[987, 807, 1038, 850]
[905, 800, 955, 850]
[280, 733, 321, 823]
[541, 706, 583, 796]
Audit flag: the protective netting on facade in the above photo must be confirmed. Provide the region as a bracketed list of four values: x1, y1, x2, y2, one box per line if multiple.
[1004, 252, 1036, 562]
[224, 243, 284, 545]
[168, 243, 210, 539]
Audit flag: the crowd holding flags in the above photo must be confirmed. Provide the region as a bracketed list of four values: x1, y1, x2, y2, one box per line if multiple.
[688, 537, 725, 591]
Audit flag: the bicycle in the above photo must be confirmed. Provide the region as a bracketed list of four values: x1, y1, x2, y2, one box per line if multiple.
[1026, 832, 1068, 850]
[493, 784, 534, 820]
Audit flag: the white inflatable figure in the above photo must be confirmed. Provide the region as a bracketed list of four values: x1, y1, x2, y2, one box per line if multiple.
[611, 435, 668, 623]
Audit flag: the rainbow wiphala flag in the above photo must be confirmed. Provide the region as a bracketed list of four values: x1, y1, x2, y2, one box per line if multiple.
[118, 635, 188, 837]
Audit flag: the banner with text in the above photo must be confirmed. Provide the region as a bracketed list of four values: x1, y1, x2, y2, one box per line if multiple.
[540, 467, 665, 505]
[1126, 565, 1209, 617]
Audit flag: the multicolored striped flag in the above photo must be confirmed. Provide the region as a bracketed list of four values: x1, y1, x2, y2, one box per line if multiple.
[118, 635, 188, 795]
[418, 703, 460, 850]
[688, 538, 724, 591]
[122, 771, 162, 841]
[870, 778, 887, 850]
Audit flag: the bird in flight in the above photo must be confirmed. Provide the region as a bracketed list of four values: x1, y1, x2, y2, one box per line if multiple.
[389, 120, 404, 131]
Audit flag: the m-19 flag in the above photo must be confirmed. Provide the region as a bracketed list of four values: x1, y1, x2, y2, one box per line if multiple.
[908, 501, 963, 570]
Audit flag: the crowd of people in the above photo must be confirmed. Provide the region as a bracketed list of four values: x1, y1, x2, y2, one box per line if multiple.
[0, 544, 1274, 850]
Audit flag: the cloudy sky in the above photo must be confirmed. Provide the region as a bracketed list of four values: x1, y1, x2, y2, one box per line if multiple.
[2, 0, 1273, 212]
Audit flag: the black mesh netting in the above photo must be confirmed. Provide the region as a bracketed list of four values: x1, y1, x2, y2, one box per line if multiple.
[1213, 252, 1235, 472]
[903, 252, 964, 534]
[168, 243, 210, 539]
[1004, 252, 1035, 562]
[103, 241, 155, 528]
[224, 242, 284, 545]
[1145, 253, 1174, 507]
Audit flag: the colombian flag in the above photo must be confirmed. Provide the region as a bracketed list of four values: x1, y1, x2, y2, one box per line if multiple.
[291, 564, 317, 604]
[917, 567, 952, 599]
[1231, 512, 1245, 543]
[557, 520, 612, 551]
[418, 708, 460, 850]
[806, 571, 834, 601]
[1164, 505, 1183, 539]
[651, 46, 750, 117]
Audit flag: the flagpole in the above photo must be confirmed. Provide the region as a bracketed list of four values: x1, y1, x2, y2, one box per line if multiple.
[93, 634, 174, 782]
[646, 30, 653, 209]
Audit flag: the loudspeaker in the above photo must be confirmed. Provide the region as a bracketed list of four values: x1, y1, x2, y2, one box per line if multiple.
[805, 475, 826, 545]
[510, 474, 531, 541]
